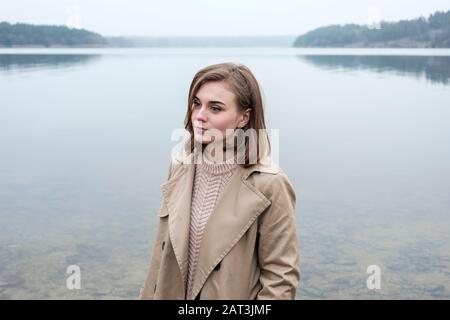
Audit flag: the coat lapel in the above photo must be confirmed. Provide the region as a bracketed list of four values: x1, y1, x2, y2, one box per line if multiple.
[160, 161, 195, 297]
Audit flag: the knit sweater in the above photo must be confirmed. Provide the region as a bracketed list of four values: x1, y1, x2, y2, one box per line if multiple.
[186, 140, 238, 300]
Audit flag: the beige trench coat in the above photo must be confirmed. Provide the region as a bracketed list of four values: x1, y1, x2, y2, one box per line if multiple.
[139, 150, 300, 300]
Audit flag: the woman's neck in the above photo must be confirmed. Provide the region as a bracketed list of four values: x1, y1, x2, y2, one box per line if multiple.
[200, 138, 236, 165]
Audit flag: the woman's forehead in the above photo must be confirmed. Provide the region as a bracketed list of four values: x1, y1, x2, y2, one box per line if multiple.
[196, 81, 235, 103]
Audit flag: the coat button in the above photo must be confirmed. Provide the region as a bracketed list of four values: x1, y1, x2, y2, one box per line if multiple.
[214, 262, 221, 271]
[161, 241, 165, 251]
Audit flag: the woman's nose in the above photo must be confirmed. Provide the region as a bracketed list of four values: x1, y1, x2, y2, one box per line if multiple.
[194, 107, 208, 122]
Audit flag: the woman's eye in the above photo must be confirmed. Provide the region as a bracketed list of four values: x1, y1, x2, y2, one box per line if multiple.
[211, 106, 222, 112]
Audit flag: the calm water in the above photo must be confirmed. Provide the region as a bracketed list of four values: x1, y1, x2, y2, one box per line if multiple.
[1, 48, 450, 299]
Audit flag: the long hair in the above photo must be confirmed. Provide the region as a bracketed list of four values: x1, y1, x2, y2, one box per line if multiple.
[184, 62, 271, 168]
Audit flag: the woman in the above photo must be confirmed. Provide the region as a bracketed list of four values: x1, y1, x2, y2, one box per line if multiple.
[139, 62, 300, 300]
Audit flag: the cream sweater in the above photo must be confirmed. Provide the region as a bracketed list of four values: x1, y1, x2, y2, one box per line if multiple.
[186, 141, 238, 300]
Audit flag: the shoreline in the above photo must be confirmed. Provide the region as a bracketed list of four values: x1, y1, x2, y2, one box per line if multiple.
[1, 47, 450, 57]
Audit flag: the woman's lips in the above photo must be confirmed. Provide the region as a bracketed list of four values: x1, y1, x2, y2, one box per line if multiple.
[194, 127, 207, 133]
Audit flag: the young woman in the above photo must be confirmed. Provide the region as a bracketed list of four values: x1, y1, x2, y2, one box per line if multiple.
[139, 62, 300, 300]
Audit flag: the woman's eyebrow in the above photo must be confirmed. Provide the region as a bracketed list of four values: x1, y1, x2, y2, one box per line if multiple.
[194, 95, 225, 105]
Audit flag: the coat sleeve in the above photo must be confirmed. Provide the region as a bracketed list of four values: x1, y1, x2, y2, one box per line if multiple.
[255, 173, 301, 300]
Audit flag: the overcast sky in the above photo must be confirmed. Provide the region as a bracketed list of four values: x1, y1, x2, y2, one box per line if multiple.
[1, 0, 450, 37]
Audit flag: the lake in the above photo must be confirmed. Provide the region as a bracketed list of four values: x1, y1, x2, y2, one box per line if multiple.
[1, 48, 450, 299]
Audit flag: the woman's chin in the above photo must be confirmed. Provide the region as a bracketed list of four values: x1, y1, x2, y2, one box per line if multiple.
[194, 134, 211, 144]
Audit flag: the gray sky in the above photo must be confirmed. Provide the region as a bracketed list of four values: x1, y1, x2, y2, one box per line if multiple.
[1, 0, 450, 37]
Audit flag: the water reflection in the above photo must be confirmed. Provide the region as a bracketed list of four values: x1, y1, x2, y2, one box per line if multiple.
[0, 54, 101, 73]
[299, 55, 450, 85]
[1, 50, 449, 299]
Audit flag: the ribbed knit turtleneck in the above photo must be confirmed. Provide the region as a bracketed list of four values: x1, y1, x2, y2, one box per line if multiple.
[186, 139, 238, 300]
[198, 153, 237, 175]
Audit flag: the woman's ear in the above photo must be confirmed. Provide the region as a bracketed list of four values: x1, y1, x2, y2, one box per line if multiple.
[238, 108, 251, 128]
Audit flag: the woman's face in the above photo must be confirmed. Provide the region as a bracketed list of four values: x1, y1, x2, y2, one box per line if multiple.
[191, 81, 250, 144]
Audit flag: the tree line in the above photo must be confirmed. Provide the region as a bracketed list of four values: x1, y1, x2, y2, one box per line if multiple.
[294, 10, 450, 48]
[0, 22, 106, 47]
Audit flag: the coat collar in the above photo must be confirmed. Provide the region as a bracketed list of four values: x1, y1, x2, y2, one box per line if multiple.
[160, 143, 279, 299]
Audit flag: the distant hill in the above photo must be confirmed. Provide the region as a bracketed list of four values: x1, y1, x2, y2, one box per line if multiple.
[0, 22, 106, 47]
[294, 10, 450, 48]
[106, 35, 297, 47]
[0, 21, 296, 48]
